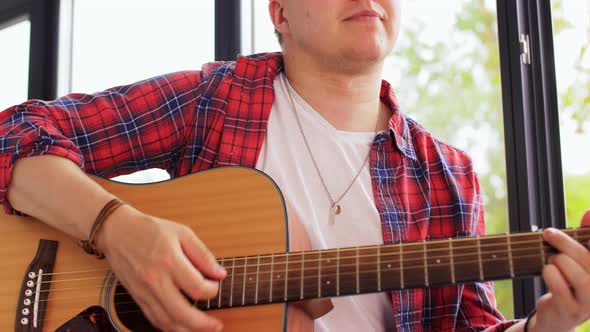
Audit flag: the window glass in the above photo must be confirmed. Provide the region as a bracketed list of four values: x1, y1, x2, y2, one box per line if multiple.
[0, 19, 30, 112]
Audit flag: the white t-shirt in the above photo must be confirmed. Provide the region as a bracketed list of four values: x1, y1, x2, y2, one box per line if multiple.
[254, 73, 396, 332]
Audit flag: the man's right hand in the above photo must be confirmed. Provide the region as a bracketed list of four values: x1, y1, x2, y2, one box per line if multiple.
[97, 205, 227, 332]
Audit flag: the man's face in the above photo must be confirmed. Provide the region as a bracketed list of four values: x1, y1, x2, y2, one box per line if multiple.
[275, 0, 401, 65]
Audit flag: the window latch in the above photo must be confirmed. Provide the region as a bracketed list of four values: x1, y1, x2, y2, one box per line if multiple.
[520, 33, 531, 65]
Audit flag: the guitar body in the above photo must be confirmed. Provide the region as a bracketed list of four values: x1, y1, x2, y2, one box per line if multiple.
[0, 167, 298, 331]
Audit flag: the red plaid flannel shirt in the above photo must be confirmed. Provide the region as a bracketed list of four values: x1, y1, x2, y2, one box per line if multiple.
[0, 52, 518, 331]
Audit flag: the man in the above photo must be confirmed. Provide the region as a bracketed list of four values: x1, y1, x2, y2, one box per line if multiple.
[1, 0, 589, 331]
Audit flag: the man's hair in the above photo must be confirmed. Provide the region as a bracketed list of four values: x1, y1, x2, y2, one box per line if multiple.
[274, 28, 283, 45]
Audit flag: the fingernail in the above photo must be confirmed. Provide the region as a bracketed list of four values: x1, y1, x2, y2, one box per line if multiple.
[217, 265, 227, 275]
[545, 228, 557, 237]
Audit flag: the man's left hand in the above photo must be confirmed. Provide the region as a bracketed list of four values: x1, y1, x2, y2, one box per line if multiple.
[527, 209, 590, 332]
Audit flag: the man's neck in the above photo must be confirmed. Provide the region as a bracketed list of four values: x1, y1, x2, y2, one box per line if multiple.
[282, 50, 390, 133]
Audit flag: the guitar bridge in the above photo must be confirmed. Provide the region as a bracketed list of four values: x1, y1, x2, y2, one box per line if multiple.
[15, 239, 58, 332]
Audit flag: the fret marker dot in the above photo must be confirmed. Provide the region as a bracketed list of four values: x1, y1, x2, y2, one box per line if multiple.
[436, 259, 441, 264]
[327, 259, 331, 263]
[326, 281, 331, 285]
[387, 264, 391, 268]
[249, 277, 252, 281]
[492, 254, 497, 259]
[277, 274, 281, 279]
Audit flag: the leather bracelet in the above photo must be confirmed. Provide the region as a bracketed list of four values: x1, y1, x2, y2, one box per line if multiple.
[524, 308, 536, 332]
[79, 198, 124, 259]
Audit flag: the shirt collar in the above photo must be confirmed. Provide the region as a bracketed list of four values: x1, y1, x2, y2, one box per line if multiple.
[236, 52, 417, 161]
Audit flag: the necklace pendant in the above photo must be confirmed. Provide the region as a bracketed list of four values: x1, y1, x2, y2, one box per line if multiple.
[329, 204, 341, 225]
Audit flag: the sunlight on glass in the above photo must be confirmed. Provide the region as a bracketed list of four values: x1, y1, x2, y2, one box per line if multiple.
[0, 20, 30, 112]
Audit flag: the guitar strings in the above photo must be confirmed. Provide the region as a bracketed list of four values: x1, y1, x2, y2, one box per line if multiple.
[33, 234, 582, 287]
[33, 250, 553, 307]
[37, 227, 590, 275]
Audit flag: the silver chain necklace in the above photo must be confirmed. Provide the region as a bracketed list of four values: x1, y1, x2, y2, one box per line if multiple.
[282, 73, 382, 225]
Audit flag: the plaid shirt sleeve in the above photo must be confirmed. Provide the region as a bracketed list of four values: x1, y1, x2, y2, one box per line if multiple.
[0, 70, 205, 214]
[456, 172, 520, 332]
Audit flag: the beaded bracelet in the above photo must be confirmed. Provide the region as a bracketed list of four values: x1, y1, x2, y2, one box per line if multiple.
[79, 198, 124, 259]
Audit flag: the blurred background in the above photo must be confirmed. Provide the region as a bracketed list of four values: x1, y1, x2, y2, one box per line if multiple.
[1, 0, 588, 329]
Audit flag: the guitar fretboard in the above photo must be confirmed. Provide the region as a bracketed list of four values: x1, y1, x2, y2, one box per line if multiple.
[195, 228, 589, 310]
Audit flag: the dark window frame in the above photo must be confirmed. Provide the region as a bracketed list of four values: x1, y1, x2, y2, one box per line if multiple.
[497, 0, 565, 318]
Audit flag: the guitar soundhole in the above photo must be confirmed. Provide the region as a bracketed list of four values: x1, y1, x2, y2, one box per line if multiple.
[113, 282, 159, 331]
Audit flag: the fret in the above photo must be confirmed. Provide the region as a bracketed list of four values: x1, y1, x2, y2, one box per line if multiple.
[336, 248, 340, 296]
[255, 255, 260, 304]
[356, 247, 360, 294]
[539, 234, 546, 265]
[302, 251, 320, 298]
[269, 254, 274, 303]
[506, 234, 515, 277]
[377, 246, 381, 291]
[285, 252, 301, 302]
[284, 253, 289, 301]
[476, 236, 484, 281]
[399, 242, 404, 289]
[358, 247, 379, 294]
[321, 250, 339, 297]
[318, 251, 322, 297]
[271, 253, 287, 303]
[423, 241, 429, 287]
[300, 251, 305, 300]
[511, 233, 544, 277]
[231, 257, 246, 307]
[380, 244, 401, 291]
[480, 235, 511, 280]
[449, 239, 455, 284]
[452, 238, 481, 283]
[229, 257, 236, 307]
[338, 247, 356, 296]
[401, 242, 425, 288]
[216, 258, 225, 309]
[242, 259, 247, 306]
[256, 254, 272, 305]
[425, 240, 452, 287]
[243, 255, 257, 306]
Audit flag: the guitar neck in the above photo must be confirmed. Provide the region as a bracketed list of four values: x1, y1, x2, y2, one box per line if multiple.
[198, 228, 590, 310]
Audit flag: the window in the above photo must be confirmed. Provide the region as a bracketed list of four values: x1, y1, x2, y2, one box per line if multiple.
[0, 19, 30, 111]
[62, 0, 215, 183]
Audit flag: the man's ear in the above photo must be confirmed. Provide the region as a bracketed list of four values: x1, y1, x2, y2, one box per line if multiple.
[269, 0, 289, 36]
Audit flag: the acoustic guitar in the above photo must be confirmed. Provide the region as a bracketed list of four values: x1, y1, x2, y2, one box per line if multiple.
[0, 166, 585, 331]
